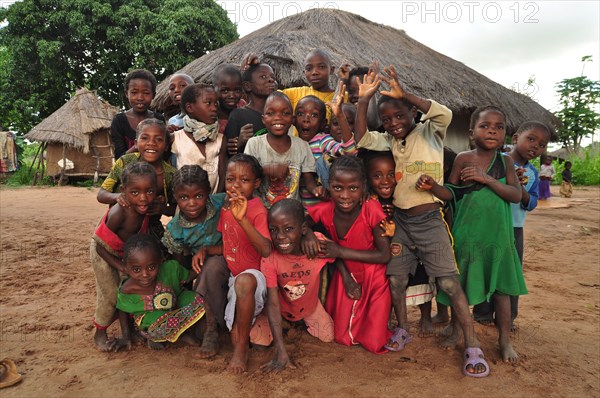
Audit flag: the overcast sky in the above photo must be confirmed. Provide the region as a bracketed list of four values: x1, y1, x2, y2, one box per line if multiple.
[219, 0, 600, 115]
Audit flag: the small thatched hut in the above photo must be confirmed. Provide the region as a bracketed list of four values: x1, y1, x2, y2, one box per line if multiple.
[153, 8, 557, 152]
[26, 88, 117, 181]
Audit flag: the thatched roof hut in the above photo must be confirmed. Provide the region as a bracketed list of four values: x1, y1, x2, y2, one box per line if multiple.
[26, 88, 118, 180]
[153, 8, 557, 151]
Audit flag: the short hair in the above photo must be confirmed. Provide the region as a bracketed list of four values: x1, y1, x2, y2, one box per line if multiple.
[212, 64, 242, 85]
[125, 69, 157, 96]
[169, 73, 194, 85]
[515, 120, 552, 139]
[269, 198, 305, 225]
[329, 156, 367, 190]
[469, 106, 506, 129]
[348, 67, 370, 84]
[242, 63, 272, 84]
[180, 83, 215, 113]
[564, 161, 572, 167]
[122, 161, 157, 188]
[362, 150, 395, 174]
[377, 95, 412, 110]
[304, 49, 332, 66]
[123, 234, 162, 262]
[265, 91, 293, 113]
[296, 95, 327, 122]
[173, 165, 211, 192]
[227, 153, 263, 181]
[136, 118, 168, 141]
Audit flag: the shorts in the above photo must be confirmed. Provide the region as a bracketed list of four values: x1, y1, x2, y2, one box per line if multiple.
[224, 269, 267, 332]
[387, 207, 457, 278]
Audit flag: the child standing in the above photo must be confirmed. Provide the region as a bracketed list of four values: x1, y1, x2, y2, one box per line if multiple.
[417, 106, 527, 366]
[111, 69, 165, 159]
[115, 234, 206, 350]
[473, 121, 551, 328]
[171, 83, 227, 193]
[90, 162, 156, 351]
[224, 63, 277, 155]
[98, 119, 176, 239]
[260, 199, 335, 372]
[539, 157, 555, 200]
[244, 92, 323, 208]
[166, 73, 194, 132]
[560, 161, 573, 198]
[213, 64, 246, 134]
[354, 67, 487, 376]
[308, 157, 392, 354]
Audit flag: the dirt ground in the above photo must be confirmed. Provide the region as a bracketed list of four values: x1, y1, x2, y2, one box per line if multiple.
[0, 185, 598, 397]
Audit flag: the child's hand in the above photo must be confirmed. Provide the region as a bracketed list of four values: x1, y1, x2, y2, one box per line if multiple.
[238, 123, 254, 145]
[318, 237, 342, 258]
[147, 195, 165, 216]
[328, 81, 346, 117]
[167, 124, 179, 134]
[415, 175, 436, 191]
[379, 65, 405, 100]
[515, 167, 528, 185]
[261, 355, 297, 373]
[226, 187, 248, 223]
[369, 60, 381, 75]
[241, 53, 260, 72]
[460, 166, 490, 184]
[337, 62, 351, 82]
[342, 274, 362, 300]
[356, 70, 381, 100]
[301, 230, 320, 259]
[227, 137, 240, 155]
[191, 247, 207, 274]
[379, 219, 396, 237]
[381, 204, 395, 218]
[311, 185, 327, 201]
[117, 193, 130, 208]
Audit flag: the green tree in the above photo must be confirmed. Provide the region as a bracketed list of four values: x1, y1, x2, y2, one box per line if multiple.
[0, 0, 238, 135]
[554, 56, 600, 152]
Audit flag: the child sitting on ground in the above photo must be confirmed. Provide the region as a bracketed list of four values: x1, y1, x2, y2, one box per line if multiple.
[213, 64, 246, 134]
[115, 234, 206, 350]
[171, 83, 227, 193]
[244, 91, 324, 208]
[560, 161, 573, 198]
[166, 73, 194, 132]
[260, 199, 335, 372]
[98, 118, 176, 240]
[111, 69, 165, 159]
[90, 162, 156, 351]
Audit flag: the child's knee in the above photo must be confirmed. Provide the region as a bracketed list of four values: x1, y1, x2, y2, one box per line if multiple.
[389, 274, 409, 292]
[234, 273, 258, 296]
[437, 275, 460, 296]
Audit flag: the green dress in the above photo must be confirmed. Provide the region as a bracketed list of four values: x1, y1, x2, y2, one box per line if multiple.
[437, 152, 527, 306]
[116, 260, 205, 342]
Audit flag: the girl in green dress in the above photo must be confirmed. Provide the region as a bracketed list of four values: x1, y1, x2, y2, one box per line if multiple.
[114, 234, 206, 350]
[417, 106, 525, 367]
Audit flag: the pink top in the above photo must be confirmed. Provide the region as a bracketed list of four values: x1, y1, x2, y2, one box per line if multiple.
[94, 210, 150, 257]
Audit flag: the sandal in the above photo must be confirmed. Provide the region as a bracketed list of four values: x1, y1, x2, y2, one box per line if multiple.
[0, 358, 22, 388]
[463, 347, 490, 378]
[384, 327, 412, 351]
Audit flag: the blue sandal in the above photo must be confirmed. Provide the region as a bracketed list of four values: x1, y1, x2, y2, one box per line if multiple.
[463, 347, 490, 378]
[384, 327, 412, 351]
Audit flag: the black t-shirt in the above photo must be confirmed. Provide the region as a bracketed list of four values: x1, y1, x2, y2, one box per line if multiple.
[223, 107, 266, 139]
[110, 111, 165, 159]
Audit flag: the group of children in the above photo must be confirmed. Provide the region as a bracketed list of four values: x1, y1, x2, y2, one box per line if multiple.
[92, 48, 554, 377]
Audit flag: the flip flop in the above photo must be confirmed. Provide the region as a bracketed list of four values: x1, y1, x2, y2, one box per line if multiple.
[463, 347, 490, 378]
[0, 358, 23, 389]
[384, 327, 412, 351]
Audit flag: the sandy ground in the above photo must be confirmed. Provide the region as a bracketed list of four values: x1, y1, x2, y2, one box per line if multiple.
[0, 185, 598, 397]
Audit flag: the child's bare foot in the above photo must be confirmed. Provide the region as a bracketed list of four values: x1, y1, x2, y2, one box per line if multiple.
[420, 318, 434, 336]
[440, 323, 454, 337]
[500, 340, 518, 363]
[432, 312, 450, 324]
[94, 329, 114, 352]
[199, 328, 219, 358]
[440, 326, 462, 350]
[148, 340, 165, 350]
[510, 322, 517, 332]
[226, 346, 249, 374]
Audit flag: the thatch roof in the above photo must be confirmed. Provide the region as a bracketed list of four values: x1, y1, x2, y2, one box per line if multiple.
[26, 88, 118, 153]
[153, 8, 557, 134]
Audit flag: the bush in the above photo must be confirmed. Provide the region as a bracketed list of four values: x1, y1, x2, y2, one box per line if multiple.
[5, 162, 54, 187]
[533, 148, 600, 186]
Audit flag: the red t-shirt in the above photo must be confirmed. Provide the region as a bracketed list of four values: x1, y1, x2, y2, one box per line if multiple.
[261, 234, 333, 321]
[218, 197, 270, 276]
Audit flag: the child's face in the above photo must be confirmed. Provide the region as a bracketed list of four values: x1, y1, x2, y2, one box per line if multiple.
[262, 96, 293, 137]
[268, 210, 306, 255]
[379, 100, 417, 140]
[136, 125, 167, 164]
[168, 76, 191, 106]
[124, 174, 157, 215]
[368, 157, 397, 200]
[328, 170, 364, 215]
[347, 78, 360, 104]
[124, 248, 161, 289]
[225, 161, 261, 200]
[512, 127, 549, 161]
[185, 89, 218, 124]
[565, 163, 572, 170]
[304, 53, 333, 91]
[126, 78, 154, 114]
[329, 107, 356, 143]
[174, 183, 209, 223]
[215, 75, 243, 111]
[247, 65, 277, 97]
[470, 110, 506, 151]
[294, 99, 324, 142]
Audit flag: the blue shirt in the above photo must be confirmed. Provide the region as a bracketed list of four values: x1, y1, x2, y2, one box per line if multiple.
[168, 113, 185, 128]
[162, 193, 226, 254]
[509, 158, 539, 228]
